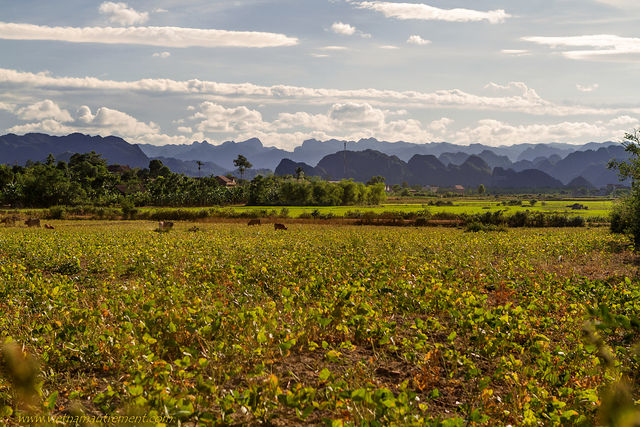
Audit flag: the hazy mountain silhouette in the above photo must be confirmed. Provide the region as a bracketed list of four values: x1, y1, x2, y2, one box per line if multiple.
[0, 133, 149, 168]
[274, 159, 327, 178]
[138, 138, 289, 170]
[277, 150, 566, 188]
[1, 133, 629, 187]
[151, 157, 227, 177]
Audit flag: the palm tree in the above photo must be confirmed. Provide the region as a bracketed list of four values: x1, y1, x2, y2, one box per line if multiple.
[196, 161, 204, 178]
[233, 155, 252, 181]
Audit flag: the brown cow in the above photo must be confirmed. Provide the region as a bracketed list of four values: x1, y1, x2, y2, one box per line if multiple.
[1, 216, 16, 226]
[44, 224, 55, 230]
[157, 221, 174, 231]
[247, 219, 261, 226]
[274, 223, 287, 230]
[25, 218, 41, 228]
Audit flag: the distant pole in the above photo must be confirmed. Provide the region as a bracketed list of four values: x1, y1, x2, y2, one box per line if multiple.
[343, 141, 347, 178]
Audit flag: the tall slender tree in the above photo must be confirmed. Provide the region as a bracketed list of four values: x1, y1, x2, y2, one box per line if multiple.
[233, 155, 252, 181]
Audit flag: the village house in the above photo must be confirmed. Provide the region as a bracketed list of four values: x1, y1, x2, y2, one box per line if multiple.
[215, 176, 237, 187]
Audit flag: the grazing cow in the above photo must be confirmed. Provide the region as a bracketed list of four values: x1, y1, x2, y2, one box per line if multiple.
[1, 216, 16, 226]
[158, 221, 174, 231]
[25, 218, 41, 228]
[247, 219, 261, 226]
[44, 224, 55, 230]
[274, 223, 287, 230]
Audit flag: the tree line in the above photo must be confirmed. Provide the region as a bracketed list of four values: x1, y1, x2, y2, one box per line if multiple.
[0, 152, 386, 208]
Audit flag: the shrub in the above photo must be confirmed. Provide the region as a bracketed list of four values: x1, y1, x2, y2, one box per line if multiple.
[465, 222, 507, 232]
[120, 199, 138, 219]
[48, 205, 67, 219]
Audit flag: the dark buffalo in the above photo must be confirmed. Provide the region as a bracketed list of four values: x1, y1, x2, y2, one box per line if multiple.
[1, 216, 16, 226]
[247, 219, 261, 226]
[25, 218, 41, 228]
[274, 223, 287, 230]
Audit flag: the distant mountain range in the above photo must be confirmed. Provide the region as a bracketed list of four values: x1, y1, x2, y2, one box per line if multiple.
[0, 133, 150, 168]
[0, 132, 630, 189]
[138, 136, 619, 170]
[275, 150, 566, 188]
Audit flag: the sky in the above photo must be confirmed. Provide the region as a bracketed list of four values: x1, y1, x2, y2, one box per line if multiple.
[1, 0, 640, 150]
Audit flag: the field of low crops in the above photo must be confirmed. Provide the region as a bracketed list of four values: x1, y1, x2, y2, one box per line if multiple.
[0, 222, 638, 425]
[140, 198, 614, 219]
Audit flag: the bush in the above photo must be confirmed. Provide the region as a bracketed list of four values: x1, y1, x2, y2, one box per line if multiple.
[610, 197, 639, 247]
[138, 208, 212, 221]
[465, 222, 507, 232]
[120, 199, 138, 219]
[414, 217, 429, 226]
[48, 205, 67, 219]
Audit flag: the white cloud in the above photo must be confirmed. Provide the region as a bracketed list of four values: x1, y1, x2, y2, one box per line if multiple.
[593, 0, 640, 9]
[310, 53, 330, 58]
[576, 83, 599, 92]
[608, 115, 637, 126]
[2, 68, 639, 117]
[318, 45, 349, 51]
[428, 117, 454, 133]
[523, 34, 640, 60]
[354, 1, 510, 24]
[272, 111, 332, 130]
[379, 45, 399, 49]
[331, 22, 356, 36]
[452, 116, 638, 146]
[16, 99, 73, 122]
[177, 126, 192, 133]
[192, 102, 268, 133]
[501, 49, 530, 56]
[153, 51, 171, 58]
[8, 104, 190, 146]
[407, 35, 430, 45]
[330, 22, 371, 38]
[329, 102, 386, 130]
[0, 102, 15, 113]
[0, 22, 298, 48]
[186, 101, 438, 149]
[99, 2, 149, 26]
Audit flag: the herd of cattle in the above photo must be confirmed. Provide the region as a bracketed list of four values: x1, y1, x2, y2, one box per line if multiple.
[157, 219, 287, 231]
[247, 219, 287, 230]
[0, 217, 55, 229]
[1, 216, 288, 231]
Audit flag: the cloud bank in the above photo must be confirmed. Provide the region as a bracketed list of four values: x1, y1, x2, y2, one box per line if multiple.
[354, 1, 510, 24]
[0, 22, 299, 48]
[1, 68, 635, 117]
[5, 98, 636, 149]
[523, 34, 640, 60]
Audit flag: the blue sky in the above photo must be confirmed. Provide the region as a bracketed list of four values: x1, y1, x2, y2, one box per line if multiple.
[1, 0, 639, 149]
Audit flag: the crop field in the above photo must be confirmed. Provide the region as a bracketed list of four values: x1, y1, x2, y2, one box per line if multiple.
[141, 198, 614, 219]
[0, 222, 638, 425]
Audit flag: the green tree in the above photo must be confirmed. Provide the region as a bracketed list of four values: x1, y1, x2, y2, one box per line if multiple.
[477, 184, 486, 195]
[367, 175, 385, 186]
[233, 155, 252, 181]
[365, 182, 387, 205]
[609, 130, 640, 248]
[148, 159, 170, 178]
